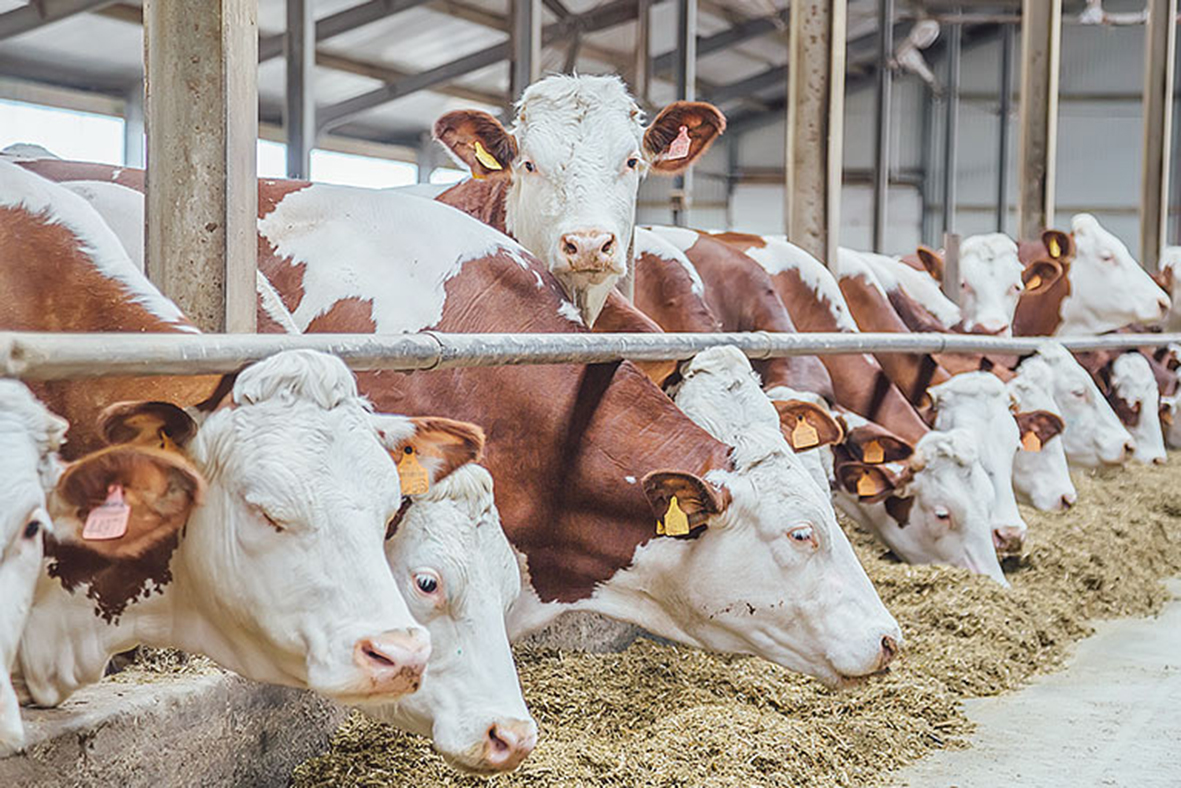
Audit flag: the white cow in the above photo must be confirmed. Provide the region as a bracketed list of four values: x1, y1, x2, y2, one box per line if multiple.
[368, 462, 537, 774]
[18, 351, 439, 708]
[1107, 352, 1167, 465]
[0, 382, 67, 755]
[434, 74, 725, 325]
[1016, 343, 1134, 468]
[1006, 375, 1076, 511]
[954, 233, 1025, 334]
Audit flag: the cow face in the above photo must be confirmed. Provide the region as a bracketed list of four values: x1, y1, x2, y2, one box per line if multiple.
[0, 382, 66, 755]
[25, 351, 436, 708]
[1006, 376, 1075, 511]
[1109, 352, 1167, 465]
[1059, 214, 1170, 334]
[368, 464, 537, 775]
[929, 372, 1028, 556]
[631, 347, 901, 687]
[957, 233, 1024, 335]
[1019, 343, 1133, 467]
[1156, 248, 1181, 331]
[434, 75, 724, 325]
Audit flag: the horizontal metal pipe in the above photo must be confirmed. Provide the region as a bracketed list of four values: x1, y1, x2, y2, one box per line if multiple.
[3, 332, 1180, 382]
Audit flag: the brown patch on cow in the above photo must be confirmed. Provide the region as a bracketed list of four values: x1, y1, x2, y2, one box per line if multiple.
[256, 181, 315, 316]
[436, 178, 512, 235]
[18, 159, 144, 191]
[1110, 394, 1143, 427]
[834, 462, 899, 504]
[99, 400, 198, 449]
[306, 297, 377, 333]
[434, 110, 518, 180]
[632, 249, 723, 334]
[383, 417, 486, 485]
[1013, 238, 1073, 337]
[1015, 410, 1066, 446]
[771, 400, 844, 450]
[594, 290, 682, 386]
[845, 422, 914, 464]
[884, 494, 915, 527]
[642, 471, 729, 535]
[886, 287, 948, 334]
[643, 102, 726, 175]
[709, 231, 766, 250]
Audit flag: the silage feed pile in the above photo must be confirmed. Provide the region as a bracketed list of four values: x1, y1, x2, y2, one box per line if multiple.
[293, 457, 1181, 788]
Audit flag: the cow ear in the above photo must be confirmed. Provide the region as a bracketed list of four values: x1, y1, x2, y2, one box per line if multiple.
[1041, 229, 1074, 261]
[916, 246, 944, 282]
[845, 426, 913, 464]
[1022, 259, 1062, 294]
[643, 101, 726, 175]
[1014, 410, 1065, 452]
[1153, 265, 1175, 293]
[50, 445, 204, 561]
[433, 110, 518, 180]
[98, 401, 198, 451]
[378, 416, 486, 491]
[642, 471, 729, 536]
[771, 400, 843, 451]
[835, 463, 897, 504]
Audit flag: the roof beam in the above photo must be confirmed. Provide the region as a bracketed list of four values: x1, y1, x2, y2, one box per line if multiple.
[704, 64, 786, 104]
[258, 0, 433, 62]
[319, 0, 641, 130]
[651, 7, 790, 76]
[0, 0, 115, 41]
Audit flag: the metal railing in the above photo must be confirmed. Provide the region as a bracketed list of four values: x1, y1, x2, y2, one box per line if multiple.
[2, 331, 1178, 381]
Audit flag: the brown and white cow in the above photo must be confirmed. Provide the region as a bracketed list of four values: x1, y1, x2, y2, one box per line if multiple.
[433, 74, 725, 326]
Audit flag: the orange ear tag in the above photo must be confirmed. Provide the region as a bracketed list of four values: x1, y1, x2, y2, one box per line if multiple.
[790, 415, 819, 450]
[1021, 431, 1042, 452]
[82, 484, 131, 541]
[396, 447, 430, 496]
[862, 439, 885, 464]
[856, 471, 881, 498]
[667, 125, 691, 160]
[1026, 274, 1042, 291]
[658, 495, 690, 536]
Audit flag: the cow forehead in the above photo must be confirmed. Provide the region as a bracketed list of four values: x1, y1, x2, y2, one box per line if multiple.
[514, 76, 642, 160]
[1111, 353, 1157, 396]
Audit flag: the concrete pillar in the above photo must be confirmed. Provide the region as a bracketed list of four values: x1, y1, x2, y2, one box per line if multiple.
[871, 0, 893, 253]
[941, 19, 961, 235]
[1139, 0, 1177, 271]
[996, 23, 1014, 234]
[1016, 0, 1061, 240]
[786, 0, 846, 267]
[509, 0, 541, 102]
[144, 0, 258, 333]
[123, 83, 144, 169]
[285, 0, 315, 179]
[671, 0, 696, 226]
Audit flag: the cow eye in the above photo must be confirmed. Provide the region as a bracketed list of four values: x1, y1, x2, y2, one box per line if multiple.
[23, 519, 42, 539]
[787, 525, 816, 547]
[523, 160, 535, 173]
[413, 570, 441, 596]
[1071, 388, 1087, 399]
[933, 506, 951, 522]
[626, 156, 639, 170]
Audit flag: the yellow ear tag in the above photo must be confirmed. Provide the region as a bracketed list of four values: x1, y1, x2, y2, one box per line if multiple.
[862, 439, 885, 464]
[473, 140, 502, 171]
[1048, 237, 1061, 258]
[1021, 431, 1042, 452]
[158, 429, 179, 453]
[659, 495, 690, 536]
[396, 446, 430, 496]
[1026, 274, 1042, 291]
[856, 471, 880, 498]
[790, 415, 819, 450]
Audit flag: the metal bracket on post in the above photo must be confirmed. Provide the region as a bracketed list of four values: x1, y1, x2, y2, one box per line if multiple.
[942, 232, 961, 306]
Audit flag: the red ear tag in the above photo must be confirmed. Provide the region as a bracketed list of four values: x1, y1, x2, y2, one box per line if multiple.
[83, 484, 131, 541]
[667, 125, 691, 160]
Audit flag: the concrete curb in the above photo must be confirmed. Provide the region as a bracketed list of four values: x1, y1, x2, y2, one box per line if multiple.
[0, 671, 346, 788]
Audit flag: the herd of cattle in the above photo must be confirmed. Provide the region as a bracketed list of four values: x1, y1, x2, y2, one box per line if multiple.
[1, 73, 1180, 776]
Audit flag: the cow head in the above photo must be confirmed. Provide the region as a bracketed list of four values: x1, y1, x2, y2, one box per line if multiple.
[929, 372, 1028, 557]
[957, 233, 1025, 335]
[1108, 352, 1167, 465]
[434, 74, 724, 326]
[1018, 343, 1134, 467]
[836, 429, 1006, 585]
[1059, 214, 1170, 334]
[367, 463, 536, 775]
[1006, 375, 1075, 511]
[629, 347, 900, 687]
[0, 381, 67, 755]
[25, 351, 447, 708]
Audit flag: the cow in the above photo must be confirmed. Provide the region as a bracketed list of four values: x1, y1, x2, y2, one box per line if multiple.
[0, 382, 68, 755]
[1006, 375, 1074, 511]
[1077, 350, 1168, 465]
[1157, 246, 1181, 331]
[432, 73, 725, 325]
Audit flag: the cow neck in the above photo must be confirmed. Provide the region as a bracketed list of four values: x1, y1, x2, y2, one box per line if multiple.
[679, 234, 835, 400]
[263, 242, 734, 604]
[437, 178, 512, 236]
[633, 251, 722, 333]
[1013, 257, 1071, 337]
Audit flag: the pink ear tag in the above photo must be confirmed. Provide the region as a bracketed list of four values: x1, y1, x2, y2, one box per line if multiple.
[82, 484, 131, 541]
[667, 125, 692, 160]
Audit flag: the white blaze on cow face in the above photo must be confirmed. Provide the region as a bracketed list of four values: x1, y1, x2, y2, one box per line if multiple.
[0, 382, 66, 755]
[600, 347, 901, 686]
[20, 351, 431, 708]
[1058, 213, 1171, 335]
[1006, 375, 1076, 511]
[433, 75, 724, 326]
[1109, 352, 1167, 465]
[367, 464, 537, 775]
[958, 233, 1023, 334]
[929, 372, 1027, 556]
[1019, 343, 1134, 468]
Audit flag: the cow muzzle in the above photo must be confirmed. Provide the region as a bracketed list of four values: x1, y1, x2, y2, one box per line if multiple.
[992, 525, 1025, 557]
[352, 627, 431, 698]
[478, 717, 538, 772]
[559, 228, 618, 273]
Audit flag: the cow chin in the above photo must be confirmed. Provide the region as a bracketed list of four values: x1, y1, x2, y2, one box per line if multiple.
[551, 264, 625, 326]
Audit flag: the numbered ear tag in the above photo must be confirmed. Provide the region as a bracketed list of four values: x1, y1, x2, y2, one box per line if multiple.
[862, 439, 885, 464]
[1021, 431, 1043, 452]
[82, 484, 131, 541]
[790, 415, 819, 450]
[396, 446, 430, 496]
[856, 471, 880, 498]
[1047, 237, 1061, 258]
[473, 140, 503, 171]
[658, 495, 690, 536]
[667, 125, 691, 160]
[1026, 274, 1042, 291]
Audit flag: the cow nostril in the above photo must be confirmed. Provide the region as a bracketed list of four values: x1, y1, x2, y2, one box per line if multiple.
[563, 240, 578, 256]
[1061, 494, 1075, 510]
[601, 238, 614, 256]
[362, 645, 395, 668]
[488, 725, 511, 755]
[1125, 442, 1136, 456]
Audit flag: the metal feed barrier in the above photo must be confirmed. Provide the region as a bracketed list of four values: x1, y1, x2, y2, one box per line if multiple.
[2, 331, 1180, 380]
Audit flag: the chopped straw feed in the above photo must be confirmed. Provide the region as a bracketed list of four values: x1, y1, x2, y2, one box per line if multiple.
[292, 456, 1181, 787]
